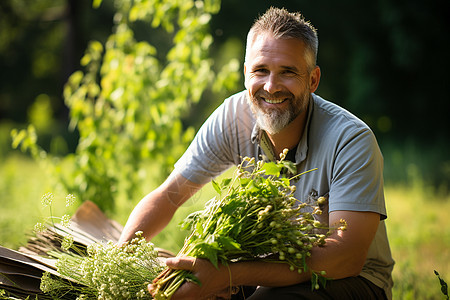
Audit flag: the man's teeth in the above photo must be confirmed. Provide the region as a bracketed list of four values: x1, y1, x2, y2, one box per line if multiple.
[263, 97, 286, 104]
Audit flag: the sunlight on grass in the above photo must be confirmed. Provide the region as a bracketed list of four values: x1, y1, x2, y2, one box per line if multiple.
[0, 154, 49, 248]
[0, 154, 78, 248]
[385, 183, 450, 299]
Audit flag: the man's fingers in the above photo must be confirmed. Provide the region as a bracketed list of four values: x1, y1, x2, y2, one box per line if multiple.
[147, 284, 156, 296]
[165, 256, 197, 271]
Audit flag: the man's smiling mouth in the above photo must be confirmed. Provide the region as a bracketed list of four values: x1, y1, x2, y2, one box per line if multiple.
[261, 97, 288, 104]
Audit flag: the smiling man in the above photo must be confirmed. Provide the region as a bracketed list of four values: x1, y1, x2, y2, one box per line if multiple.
[245, 28, 320, 156]
[119, 7, 394, 300]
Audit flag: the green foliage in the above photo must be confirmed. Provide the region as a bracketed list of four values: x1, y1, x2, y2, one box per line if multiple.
[11, 0, 239, 212]
[27, 94, 54, 133]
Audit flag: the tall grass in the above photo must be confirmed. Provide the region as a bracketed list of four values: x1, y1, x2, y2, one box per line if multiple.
[385, 180, 450, 299]
[0, 154, 74, 248]
[0, 154, 48, 248]
[0, 154, 448, 298]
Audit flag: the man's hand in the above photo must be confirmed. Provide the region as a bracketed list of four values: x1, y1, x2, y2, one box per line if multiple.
[149, 256, 235, 300]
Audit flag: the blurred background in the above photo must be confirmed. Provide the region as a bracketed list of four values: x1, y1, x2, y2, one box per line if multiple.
[1, 0, 449, 186]
[0, 0, 449, 298]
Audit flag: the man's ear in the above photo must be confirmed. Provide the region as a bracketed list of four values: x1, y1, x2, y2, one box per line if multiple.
[309, 66, 321, 93]
[243, 63, 248, 90]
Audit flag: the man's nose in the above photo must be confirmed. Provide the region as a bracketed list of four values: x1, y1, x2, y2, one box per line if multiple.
[264, 73, 282, 94]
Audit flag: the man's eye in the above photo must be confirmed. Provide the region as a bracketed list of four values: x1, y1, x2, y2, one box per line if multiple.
[282, 70, 296, 76]
[253, 69, 268, 74]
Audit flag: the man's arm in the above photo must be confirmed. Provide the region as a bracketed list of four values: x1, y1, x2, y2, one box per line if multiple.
[118, 172, 204, 244]
[162, 210, 380, 300]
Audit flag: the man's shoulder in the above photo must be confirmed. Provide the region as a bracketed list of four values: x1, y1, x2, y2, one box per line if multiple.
[217, 90, 253, 119]
[223, 90, 249, 106]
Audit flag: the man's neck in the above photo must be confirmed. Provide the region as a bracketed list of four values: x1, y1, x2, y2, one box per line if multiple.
[266, 108, 308, 157]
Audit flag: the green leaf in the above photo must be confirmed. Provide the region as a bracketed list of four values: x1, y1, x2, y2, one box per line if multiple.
[92, 0, 102, 9]
[281, 160, 297, 175]
[281, 177, 291, 186]
[245, 180, 259, 194]
[184, 271, 202, 286]
[195, 221, 204, 236]
[230, 221, 244, 237]
[239, 178, 251, 187]
[212, 180, 221, 194]
[217, 236, 241, 251]
[262, 162, 281, 176]
[180, 211, 200, 230]
[221, 202, 238, 216]
[220, 178, 232, 189]
[266, 180, 279, 196]
[193, 242, 220, 269]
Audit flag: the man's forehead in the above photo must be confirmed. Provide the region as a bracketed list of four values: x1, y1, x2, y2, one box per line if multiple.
[249, 31, 305, 46]
[248, 33, 305, 53]
[246, 34, 307, 66]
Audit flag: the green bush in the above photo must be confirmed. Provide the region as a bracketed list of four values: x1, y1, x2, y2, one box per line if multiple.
[11, 0, 239, 212]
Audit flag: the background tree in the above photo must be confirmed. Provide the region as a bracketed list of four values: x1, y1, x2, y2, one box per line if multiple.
[11, 0, 240, 211]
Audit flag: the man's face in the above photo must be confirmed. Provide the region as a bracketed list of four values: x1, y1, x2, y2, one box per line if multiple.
[244, 33, 319, 135]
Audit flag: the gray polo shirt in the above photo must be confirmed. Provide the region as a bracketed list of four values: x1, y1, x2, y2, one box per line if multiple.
[174, 90, 394, 299]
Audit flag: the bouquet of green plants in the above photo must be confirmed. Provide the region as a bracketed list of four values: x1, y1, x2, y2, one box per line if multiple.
[40, 231, 164, 299]
[152, 153, 346, 299]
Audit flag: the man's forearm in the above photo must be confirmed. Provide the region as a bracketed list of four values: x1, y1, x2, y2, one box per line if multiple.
[229, 237, 358, 288]
[230, 260, 310, 287]
[118, 189, 177, 244]
[118, 173, 204, 244]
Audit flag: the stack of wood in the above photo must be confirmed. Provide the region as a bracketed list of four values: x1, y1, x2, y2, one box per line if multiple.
[0, 200, 172, 299]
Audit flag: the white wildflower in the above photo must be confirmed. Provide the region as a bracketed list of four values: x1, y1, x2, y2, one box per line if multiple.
[65, 194, 76, 207]
[60, 214, 71, 227]
[34, 222, 46, 233]
[41, 192, 54, 207]
[61, 235, 74, 251]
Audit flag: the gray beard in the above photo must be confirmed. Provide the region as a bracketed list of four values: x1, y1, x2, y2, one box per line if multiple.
[248, 93, 309, 135]
[252, 105, 294, 135]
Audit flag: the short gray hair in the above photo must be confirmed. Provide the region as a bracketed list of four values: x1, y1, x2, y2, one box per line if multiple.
[246, 7, 318, 71]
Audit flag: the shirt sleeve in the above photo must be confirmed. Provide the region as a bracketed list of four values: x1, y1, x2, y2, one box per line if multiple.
[329, 126, 387, 219]
[174, 99, 237, 184]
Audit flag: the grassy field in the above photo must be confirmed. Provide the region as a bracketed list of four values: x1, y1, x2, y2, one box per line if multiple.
[0, 154, 449, 299]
